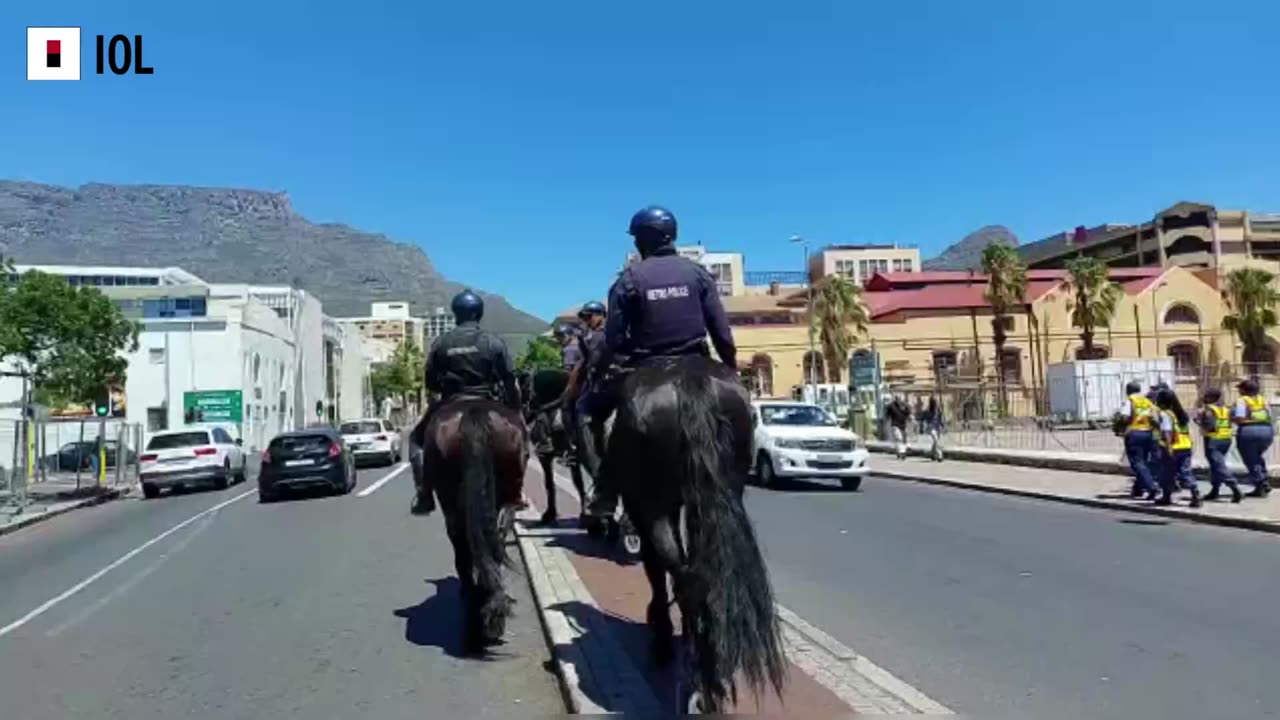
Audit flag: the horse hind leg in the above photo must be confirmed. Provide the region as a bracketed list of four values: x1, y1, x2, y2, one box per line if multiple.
[640, 511, 682, 666]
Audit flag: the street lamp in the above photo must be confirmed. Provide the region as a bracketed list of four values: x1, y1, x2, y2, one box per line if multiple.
[791, 235, 818, 403]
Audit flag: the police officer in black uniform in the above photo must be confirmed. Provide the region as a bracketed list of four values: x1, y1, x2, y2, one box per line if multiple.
[410, 289, 522, 515]
[583, 205, 737, 522]
[570, 301, 608, 496]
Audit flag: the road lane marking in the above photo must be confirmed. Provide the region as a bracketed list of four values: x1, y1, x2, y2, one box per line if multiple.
[0, 488, 255, 640]
[45, 511, 217, 638]
[541, 461, 951, 714]
[356, 462, 409, 497]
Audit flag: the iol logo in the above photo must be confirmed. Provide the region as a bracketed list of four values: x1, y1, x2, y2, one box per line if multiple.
[27, 27, 155, 81]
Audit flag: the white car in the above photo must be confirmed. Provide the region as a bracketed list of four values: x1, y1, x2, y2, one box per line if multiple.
[139, 426, 247, 499]
[339, 418, 403, 466]
[750, 400, 870, 490]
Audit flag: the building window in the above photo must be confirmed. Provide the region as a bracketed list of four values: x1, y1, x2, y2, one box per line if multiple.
[893, 259, 904, 272]
[1163, 303, 1200, 326]
[749, 354, 774, 398]
[1167, 342, 1201, 378]
[802, 351, 826, 384]
[999, 348, 1022, 384]
[858, 260, 870, 280]
[148, 348, 165, 364]
[903, 259, 913, 272]
[878, 259, 889, 273]
[932, 350, 959, 381]
[835, 260, 856, 280]
[147, 407, 168, 432]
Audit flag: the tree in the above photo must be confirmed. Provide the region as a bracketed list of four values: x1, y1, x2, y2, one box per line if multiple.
[516, 336, 562, 373]
[0, 270, 139, 409]
[811, 275, 868, 383]
[1065, 256, 1121, 359]
[981, 241, 1027, 413]
[376, 339, 425, 413]
[1221, 267, 1280, 374]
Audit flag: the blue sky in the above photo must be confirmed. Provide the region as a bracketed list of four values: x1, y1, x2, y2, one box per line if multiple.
[5, 0, 1278, 320]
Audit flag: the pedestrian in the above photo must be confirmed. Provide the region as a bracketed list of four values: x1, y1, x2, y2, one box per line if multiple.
[1155, 388, 1202, 508]
[1145, 380, 1170, 478]
[1114, 381, 1159, 500]
[1231, 378, 1273, 498]
[924, 395, 944, 462]
[914, 396, 925, 434]
[885, 394, 911, 459]
[1196, 388, 1242, 503]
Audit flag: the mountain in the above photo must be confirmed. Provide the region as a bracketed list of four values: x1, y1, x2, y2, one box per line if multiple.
[0, 181, 548, 341]
[922, 225, 1020, 271]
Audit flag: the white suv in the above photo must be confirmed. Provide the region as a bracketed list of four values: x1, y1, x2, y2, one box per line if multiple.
[339, 418, 402, 466]
[751, 401, 870, 491]
[139, 426, 247, 499]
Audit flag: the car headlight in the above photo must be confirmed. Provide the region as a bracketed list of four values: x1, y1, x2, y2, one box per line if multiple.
[774, 438, 804, 449]
[850, 437, 864, 450]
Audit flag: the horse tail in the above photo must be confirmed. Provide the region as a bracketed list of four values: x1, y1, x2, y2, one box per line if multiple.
[677, 370, 786, 707]
[459, 406, 510, 636]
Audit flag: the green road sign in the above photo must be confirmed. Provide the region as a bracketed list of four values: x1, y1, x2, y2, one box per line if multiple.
[183, 390, 243, 424]
[850, 349, 881, 387]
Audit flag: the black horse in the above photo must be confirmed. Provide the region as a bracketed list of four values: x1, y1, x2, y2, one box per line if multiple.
[607, 355, 786, 712]
[417, 398, 529, 654]
[524, 368, 587, 523]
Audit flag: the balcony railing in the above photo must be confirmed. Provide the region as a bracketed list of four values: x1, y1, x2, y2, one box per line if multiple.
[745, 271, 806, 286]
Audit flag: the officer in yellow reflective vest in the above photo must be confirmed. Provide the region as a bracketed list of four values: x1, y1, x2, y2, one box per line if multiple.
[1196, 388, 1242, 503]
[1116, 381, 1159, 499]
[1231, 378, 1273, 498]
[1154, 389, 1202, 508]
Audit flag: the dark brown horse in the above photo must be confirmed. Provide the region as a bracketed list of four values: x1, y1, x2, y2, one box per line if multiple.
[606, 355, 786, 713]
[417, 397, 529, 654]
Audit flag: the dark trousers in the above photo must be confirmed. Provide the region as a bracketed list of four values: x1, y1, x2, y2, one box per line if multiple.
[1159, 448, 1199, 500]
[580, 376, 622, 518]
[1204, 438, 1238, 493]
[1124, 431, 1158, 496]
[1236, 423, 1274, 492]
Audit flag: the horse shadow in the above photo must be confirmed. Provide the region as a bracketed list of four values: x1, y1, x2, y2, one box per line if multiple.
[392, 577, 489, 660]
[548, 599, 678, 710]
[543, 526, 640, 567]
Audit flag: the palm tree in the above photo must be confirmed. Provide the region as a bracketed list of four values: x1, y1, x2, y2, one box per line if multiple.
[981, 241, 1027, 413]
[1221, 267, 1280, 374]
[812, 274, 869, 384]
[1065, 256, 1121, 359]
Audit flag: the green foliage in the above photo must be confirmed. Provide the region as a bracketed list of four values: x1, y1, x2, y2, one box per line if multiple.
[981, 241, 1027, 412]
[1221, 267, 1280, 368]
[370, 339, 425, 409]
[0, 269, 139, 406]
[516, 335, 562, 373]
[812, 275, 868, 383]
[1065, 256, 1122, 358]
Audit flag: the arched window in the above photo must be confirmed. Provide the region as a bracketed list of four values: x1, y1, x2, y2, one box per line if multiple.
[999, 347, 1022, 384]
[749, 353, 774, 398]
[1163, 303, 1200, 326]
[802, 351, 825, 385]
[1167, 342, 1201, 379]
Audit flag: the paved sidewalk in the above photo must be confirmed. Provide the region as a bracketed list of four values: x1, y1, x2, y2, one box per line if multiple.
[517, 462, 950, 715]
[0, 477, 130, 536]
[870, 455, 1280, 533]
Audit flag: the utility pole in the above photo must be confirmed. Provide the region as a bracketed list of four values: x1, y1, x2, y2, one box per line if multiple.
[791, 235, 818, 405]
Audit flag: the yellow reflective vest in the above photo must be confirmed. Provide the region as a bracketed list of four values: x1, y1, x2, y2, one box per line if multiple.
[1158, 409, 1193, 451]
[1126, 394, 1154, 432]
[1240, 395, 1272, 425]
[1207, 405, 1232, 440]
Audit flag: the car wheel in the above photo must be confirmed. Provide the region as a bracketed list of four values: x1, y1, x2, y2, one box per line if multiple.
[214, 462, 230, 490]
[235, 460, 247, 485]
[142, 483, 160, 500]
[841, 477, 863, 492]
[756, 452, 779, 489]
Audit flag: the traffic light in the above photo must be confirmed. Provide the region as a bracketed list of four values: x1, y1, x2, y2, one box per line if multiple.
[94, 387, 110, 417]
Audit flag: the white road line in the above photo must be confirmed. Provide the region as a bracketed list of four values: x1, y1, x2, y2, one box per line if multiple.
[0, 488, 255, 640]
[356, 462, 410, 497]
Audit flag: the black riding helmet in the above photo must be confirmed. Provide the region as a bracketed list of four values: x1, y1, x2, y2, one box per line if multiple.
[450, 289, 484, 323]
[577, 300, 606, 320]
[628, 206, 677, 257]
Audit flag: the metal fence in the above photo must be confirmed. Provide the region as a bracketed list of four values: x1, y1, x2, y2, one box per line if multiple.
[1, 418, 143, 509]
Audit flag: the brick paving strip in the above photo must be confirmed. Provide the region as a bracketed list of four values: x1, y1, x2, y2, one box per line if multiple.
[515, 462, 953, 715]
[867, 450, 1280, 534]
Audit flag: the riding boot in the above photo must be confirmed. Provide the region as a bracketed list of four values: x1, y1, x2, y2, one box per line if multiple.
[411, 457, 436, 515]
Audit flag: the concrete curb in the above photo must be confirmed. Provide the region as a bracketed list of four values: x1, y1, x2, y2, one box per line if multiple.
[871, 468, 1280, 535]
[511, 506, 663, 716]
[0, 485, 131, 538]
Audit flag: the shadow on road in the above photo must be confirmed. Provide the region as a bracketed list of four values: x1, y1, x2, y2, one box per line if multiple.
[748, 478, 850, 494]
[544, 527, 639, 566]
[393, 577, 469, 658]
[550, 599, 679, 709]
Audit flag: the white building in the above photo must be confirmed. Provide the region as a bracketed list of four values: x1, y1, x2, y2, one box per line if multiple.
[0, 265, 371, 452]
[624, 244, 744, 296]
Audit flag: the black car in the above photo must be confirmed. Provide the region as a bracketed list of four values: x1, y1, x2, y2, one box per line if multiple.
[42, 440, 135, 472]
[258, 428, 356, 502]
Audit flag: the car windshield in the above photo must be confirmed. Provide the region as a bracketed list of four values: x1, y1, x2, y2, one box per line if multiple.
[146, 432, 210, 450]
[341, 421, 381, 434]
[761, 405, 836, 426]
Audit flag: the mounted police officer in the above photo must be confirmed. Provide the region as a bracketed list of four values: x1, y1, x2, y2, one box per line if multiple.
[584, 205, 737, 523]
[410, 289, 522, 515]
